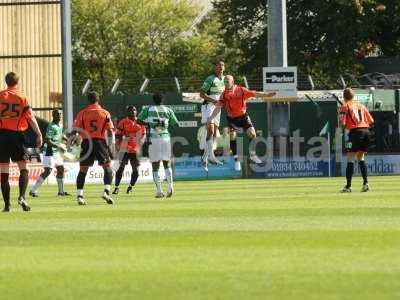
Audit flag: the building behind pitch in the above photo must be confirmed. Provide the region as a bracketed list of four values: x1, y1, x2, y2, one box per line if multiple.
[0, 0, 63, 120]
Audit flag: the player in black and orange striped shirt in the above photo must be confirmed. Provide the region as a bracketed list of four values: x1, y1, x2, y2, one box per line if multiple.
[72, 91, 115, 206]
[0, 72, 43, 212]
[339, 88, 374, 193]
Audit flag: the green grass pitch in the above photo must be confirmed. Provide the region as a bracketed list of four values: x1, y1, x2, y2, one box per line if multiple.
[0, 177, 399, 300]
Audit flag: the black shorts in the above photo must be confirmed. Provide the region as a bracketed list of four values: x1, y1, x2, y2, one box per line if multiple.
[80, 138, 111, 166]
[227, 114, 253, 131]
[119, 152, 140, 168]
[347, 128, 371, 152]
[0, 129, 28, 163]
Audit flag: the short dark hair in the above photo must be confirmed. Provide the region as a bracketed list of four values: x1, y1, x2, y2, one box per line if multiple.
[126, 105, 136, 112]
[87, 91, 99, 104]
[343, 88, 354, 101]
[5, 72, 19, 86]
[52, 108, 61, 115]
[153, 93, 163, 105]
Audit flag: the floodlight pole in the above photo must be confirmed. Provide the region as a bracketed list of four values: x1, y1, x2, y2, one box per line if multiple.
[61, 0, 73, 130]
[267, 0, 288, 150]
[268, 0, 288, 68]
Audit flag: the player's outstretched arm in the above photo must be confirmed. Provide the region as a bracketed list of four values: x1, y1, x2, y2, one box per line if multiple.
[27, 113, 43, 147]
[254, 91, 277, 98]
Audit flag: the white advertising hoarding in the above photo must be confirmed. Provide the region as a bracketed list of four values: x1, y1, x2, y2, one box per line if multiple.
[263, 66, 298, 100]
[7, 159, 162, 186]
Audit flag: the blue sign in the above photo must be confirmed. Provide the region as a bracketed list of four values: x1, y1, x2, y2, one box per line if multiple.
[174, 156, 241, 179]
[340, 155, 400, 175]
[252, 157, 336, 178]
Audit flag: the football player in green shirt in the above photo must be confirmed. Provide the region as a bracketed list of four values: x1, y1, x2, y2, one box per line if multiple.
[200, 60, 225, 170]
[30, 109, 71, 197]
[137, 94, 178, 198]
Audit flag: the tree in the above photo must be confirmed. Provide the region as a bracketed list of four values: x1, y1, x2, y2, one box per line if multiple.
[213, 0, 400, 87]
[71, 0, 223, 94]
[365, 0, 400, 56]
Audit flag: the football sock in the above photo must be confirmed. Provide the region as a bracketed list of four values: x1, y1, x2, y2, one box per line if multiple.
[77, 171, 87, 190]
[56, 177, 65, 194]
[359, 160, 368, 185]
[77, 189, 84, 197]
[19, 169, 29, 198]
[104, 185, 111, 195]
[230, 140, 237, 156]
[152, 171, 162, 194]
[1, 173, 10, 207]
[206, 138, 213, 157]
[346, 162, 354, 188]
[103, 167, 113, 186]
[249, 137, 256, 154]
[103, 167, 113, 194]
[115, 165, 124, 187]
[207, 138, 218, 161]
[165, 167, 173, 191]
[31, 176, 45, 193]
[130, 167, 139, 186]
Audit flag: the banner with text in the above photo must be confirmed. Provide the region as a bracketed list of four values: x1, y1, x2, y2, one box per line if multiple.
[252, 157, 335, 178]
[340, 154, 400, 176]
[174, 156, 241, 179]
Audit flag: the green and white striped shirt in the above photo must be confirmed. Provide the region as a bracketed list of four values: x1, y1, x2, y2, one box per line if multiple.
[138, 105, 178, 140]
[43, 122, 63, 156]
[201, 74, 225, 96]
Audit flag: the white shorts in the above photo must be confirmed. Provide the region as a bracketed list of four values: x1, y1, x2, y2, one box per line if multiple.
[42, 154, 64, 168]
[149, 138, 172, 163]
[201, 102, 221, 126]
[197, 125, 207, 150]
[197, 125, 218, 151]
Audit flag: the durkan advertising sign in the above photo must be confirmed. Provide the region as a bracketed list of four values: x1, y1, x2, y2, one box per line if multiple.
[263, 67, 298, 101]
